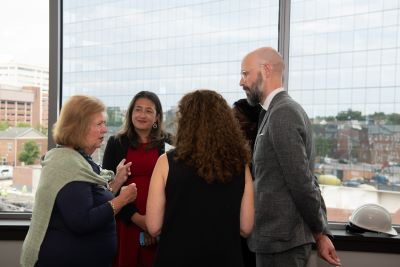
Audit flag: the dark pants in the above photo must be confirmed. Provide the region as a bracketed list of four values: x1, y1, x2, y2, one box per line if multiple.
[255, 244, 312, 267]
[241, 237, 256, 267]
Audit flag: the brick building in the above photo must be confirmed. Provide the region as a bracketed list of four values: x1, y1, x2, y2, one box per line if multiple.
[0, 84, 48, 128]
[0, 127, 47, 166]
[367, 125, 400, 165]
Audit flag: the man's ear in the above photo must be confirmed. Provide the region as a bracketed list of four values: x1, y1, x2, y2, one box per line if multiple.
[260, 63, 272, 79]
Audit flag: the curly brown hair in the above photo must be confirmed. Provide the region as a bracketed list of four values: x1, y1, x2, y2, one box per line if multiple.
[174, 89, 251, 183]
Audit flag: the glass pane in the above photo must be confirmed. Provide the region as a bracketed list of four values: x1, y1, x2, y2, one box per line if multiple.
[0, 0, 49, 213]
[290, 0, 400, 224]
[62, 0, 279, 162]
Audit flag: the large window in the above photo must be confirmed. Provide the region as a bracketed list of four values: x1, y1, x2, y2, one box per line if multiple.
[0, 0, 49, 213]
[62, 0, 400, 225]
[2, 0, 399, 227]
[62, 0, 279, 162]
[289, 0, 400, 223]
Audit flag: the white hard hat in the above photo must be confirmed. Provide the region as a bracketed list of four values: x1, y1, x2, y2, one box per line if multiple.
[349, 203, 398, 236]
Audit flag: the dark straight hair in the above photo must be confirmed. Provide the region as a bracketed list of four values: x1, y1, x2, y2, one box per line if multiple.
[117, 91, 165, 149]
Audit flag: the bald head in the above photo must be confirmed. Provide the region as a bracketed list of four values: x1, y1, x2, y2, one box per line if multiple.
[244, 47, 284, 74]
[240, 47, 284, 101]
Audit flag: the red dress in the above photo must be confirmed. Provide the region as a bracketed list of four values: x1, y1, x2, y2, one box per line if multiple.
[113, 143, 159, 267]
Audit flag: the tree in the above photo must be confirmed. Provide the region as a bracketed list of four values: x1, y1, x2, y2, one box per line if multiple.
[16, 122, 31, 127]
[315, 115, 336, 122]
[35, 123, 48, 136]
[0, 121, 9, 130]
[106, 107, 123, 127]
[164, 108, 177, 135]
[387, 113, 400, 125]
[336, 109, 363, 121]
[325, 116, 336, 122]
[371, 112, 386, 122]
[18, 141, 40, 165]
[315, 137, 335, 158]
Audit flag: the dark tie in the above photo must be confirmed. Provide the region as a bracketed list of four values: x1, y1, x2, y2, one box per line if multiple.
[258, 109, 267, 128]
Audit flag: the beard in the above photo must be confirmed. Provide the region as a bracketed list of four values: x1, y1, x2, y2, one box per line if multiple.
[244, 73, 263, 106]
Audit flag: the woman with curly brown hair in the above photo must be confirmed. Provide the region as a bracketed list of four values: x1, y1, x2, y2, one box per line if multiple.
[146, 89, 254, 267]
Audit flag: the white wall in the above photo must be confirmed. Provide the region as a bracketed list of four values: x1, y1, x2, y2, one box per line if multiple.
[308, 251, 400, 267]
[0, 240, 22, 267]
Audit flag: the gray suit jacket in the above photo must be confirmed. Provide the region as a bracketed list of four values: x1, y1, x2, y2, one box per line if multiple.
[248, 91, 329, 254]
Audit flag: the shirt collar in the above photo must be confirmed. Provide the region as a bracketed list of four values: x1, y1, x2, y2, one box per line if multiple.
[261, 87, 285, 111]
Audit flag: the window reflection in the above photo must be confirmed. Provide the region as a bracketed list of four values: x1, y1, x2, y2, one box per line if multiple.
[290, 0, 400, 224]
[62, 0, 279, 164]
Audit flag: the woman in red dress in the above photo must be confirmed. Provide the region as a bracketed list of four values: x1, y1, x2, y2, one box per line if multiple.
[102, 91, 172, 267]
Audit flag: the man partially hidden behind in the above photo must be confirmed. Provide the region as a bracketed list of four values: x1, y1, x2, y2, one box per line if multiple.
[240, 47, 341, 267]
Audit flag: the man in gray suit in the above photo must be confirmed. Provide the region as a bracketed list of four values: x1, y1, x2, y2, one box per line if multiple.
[240, 47, 341, 267]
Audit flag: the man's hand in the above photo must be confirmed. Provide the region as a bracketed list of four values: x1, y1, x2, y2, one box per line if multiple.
[314, 233, 341, 266]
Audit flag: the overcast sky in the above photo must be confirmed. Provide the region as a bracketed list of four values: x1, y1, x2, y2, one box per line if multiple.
[0, 0, 48, 67]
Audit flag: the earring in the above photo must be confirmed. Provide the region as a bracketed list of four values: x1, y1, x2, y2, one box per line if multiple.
[152, 122, 158, 129]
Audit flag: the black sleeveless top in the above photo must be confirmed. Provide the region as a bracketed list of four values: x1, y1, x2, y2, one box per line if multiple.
[154, 150, 245, 267]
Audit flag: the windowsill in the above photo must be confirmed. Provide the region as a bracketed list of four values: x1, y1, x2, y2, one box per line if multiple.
[329, 229, 400, 254]
[1, 220, 399, 253]
[0, 219, 30, 240]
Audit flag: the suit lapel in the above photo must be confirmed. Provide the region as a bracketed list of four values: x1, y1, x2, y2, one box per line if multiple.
[258, 109, 267, 128]
[254, 109, 269, 150]
[257, 109, 270, 134]
[256, 91, 288, 134]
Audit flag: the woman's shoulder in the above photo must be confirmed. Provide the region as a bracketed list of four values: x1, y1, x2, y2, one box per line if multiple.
[42, 147, 85, 170]
[107, 134, 129, 146]
[44, 147, 79, 160]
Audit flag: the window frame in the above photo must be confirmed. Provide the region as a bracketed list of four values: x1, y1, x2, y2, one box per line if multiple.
[0, 0, 58, 220]
[1, 0, 400, 254]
